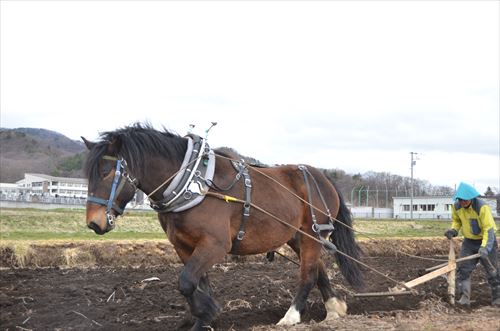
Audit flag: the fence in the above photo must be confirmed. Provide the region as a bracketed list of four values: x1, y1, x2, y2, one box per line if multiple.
[350, 207, 393, 219]
[1, 194, 85, 205]
[0, 194, 152, 211]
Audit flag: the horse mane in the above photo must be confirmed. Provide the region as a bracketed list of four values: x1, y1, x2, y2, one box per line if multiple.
[215, 146, 268, 168]
[84, 123, 187, 186]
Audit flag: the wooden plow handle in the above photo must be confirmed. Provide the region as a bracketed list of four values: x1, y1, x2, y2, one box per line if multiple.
[425, 253, 480, 272]
[354, 240, 465, 302]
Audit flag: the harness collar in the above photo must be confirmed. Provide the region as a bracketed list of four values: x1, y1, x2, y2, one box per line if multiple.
[150, 134, 216, 213]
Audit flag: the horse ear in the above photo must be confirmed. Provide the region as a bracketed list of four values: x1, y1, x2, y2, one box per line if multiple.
[81, 136, 96, 150]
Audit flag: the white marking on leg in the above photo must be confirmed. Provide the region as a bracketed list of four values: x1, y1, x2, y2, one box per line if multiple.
[276, 304, 301, 326]
[325, 297, 347, 320]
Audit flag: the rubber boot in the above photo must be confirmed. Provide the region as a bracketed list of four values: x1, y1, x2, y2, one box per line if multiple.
[457, 278, 471, 306]
[492, 285, 500, 306]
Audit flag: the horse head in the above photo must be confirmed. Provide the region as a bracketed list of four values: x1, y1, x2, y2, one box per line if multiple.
[82, 135, 137, 235]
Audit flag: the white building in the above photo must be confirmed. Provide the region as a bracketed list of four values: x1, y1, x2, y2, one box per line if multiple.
[5, 173, 151, 210]
[393, 196, 498, 219]
[16, 173, 88, 199]
[350, 206, 393, 219]
[0, 182, 28, 198]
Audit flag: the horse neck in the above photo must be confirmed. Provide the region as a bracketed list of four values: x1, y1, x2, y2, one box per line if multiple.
[135, 147, 187, 201]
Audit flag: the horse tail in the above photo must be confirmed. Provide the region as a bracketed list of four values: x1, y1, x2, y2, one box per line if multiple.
[327, 179, 365, 290]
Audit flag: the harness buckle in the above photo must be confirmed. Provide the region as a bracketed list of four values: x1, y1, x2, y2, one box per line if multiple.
[183, 190, 193, 200]
[312, 223, 320, 233]
[237, 230, 245, 240]
[106, 213, 116, 228]
[244, 178, 252, 188]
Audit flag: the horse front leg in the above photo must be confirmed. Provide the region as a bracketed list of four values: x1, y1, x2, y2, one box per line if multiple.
[285, 235, 347, 322]
[177, 242, 226, 331]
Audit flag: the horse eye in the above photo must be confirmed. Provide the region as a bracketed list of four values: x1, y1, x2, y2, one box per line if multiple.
[100, 163, 113, 177]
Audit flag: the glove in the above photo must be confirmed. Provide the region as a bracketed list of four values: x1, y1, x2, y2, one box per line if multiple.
[479, 247, 489, 258]
[444, 229, 458, 239]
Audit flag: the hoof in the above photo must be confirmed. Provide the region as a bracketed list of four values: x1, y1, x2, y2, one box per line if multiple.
[277, 305, 300, 326]
[190, 319, 213, 331]
[325, 297, 347, 320]
[457, 295, 470, 307]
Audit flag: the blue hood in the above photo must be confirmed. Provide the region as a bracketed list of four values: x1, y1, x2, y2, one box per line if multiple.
[453, 182, 480, 200]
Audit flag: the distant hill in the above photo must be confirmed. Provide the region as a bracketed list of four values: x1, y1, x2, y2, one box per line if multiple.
[0, 128, 86, 182]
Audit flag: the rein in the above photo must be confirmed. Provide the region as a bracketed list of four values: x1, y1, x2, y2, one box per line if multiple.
[92, 148, 412, 290]
[206, 190, 411, 290]
[206, 191, 337, 253]
[214, 154, 447, 263]
[208, 154, 420, 290]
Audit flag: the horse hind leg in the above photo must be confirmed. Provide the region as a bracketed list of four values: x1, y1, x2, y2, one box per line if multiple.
[277, 238, 320, 326]
[277, 277, 315, 326]
[317, 261, 347, 320]
[275, 235, 303, 325]
[286, 237, 347, 319]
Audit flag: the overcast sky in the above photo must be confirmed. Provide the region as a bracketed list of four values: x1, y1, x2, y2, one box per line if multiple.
[1, 1, 499, 193]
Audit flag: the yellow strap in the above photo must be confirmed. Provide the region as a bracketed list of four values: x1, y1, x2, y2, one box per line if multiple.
[224, 195, 239, 203]
[103, 155, 118, 161]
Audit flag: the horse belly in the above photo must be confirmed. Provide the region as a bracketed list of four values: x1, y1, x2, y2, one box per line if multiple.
[234, 215, 299, 255]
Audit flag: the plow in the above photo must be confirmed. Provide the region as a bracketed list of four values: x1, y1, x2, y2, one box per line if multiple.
[354, 239, 496, 305]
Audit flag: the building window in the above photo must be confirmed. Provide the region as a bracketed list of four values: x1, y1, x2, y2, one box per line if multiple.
[403, 205, 410, 211]
[419, 204, 435, 211]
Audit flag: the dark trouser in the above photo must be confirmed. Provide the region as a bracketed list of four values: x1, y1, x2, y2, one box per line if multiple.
[457, 238, 500, 303]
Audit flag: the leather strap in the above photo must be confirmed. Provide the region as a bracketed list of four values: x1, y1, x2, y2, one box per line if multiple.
[230, 163, 252, 254]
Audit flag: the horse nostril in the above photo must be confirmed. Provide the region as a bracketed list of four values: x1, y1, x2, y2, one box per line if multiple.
[88, 221, 105, 235]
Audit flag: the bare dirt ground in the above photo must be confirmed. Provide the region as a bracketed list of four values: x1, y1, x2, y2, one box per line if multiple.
[1, 239, 499, 331]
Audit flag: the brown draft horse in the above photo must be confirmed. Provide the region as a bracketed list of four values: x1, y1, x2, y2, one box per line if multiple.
[83, 123, 363, 330]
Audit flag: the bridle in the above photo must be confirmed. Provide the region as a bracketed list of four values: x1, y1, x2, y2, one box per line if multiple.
[86, 155, 138, 229]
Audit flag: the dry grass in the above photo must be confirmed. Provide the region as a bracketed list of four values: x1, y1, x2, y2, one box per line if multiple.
[63, 247, 96, 267]
[9, 242, 34, 268]
[0, 237, 456, 269]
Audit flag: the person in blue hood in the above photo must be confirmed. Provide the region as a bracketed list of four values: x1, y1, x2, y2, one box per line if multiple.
[444, 182, 500, 306]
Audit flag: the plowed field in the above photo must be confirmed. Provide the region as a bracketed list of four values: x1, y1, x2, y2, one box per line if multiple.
[1, 239, 499, 330]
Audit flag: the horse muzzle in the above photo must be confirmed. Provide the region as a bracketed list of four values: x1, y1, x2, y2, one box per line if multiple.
[88, 220, 112, 235]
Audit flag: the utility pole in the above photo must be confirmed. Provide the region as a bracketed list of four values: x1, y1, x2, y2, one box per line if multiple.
[410, 152, 418, 221]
